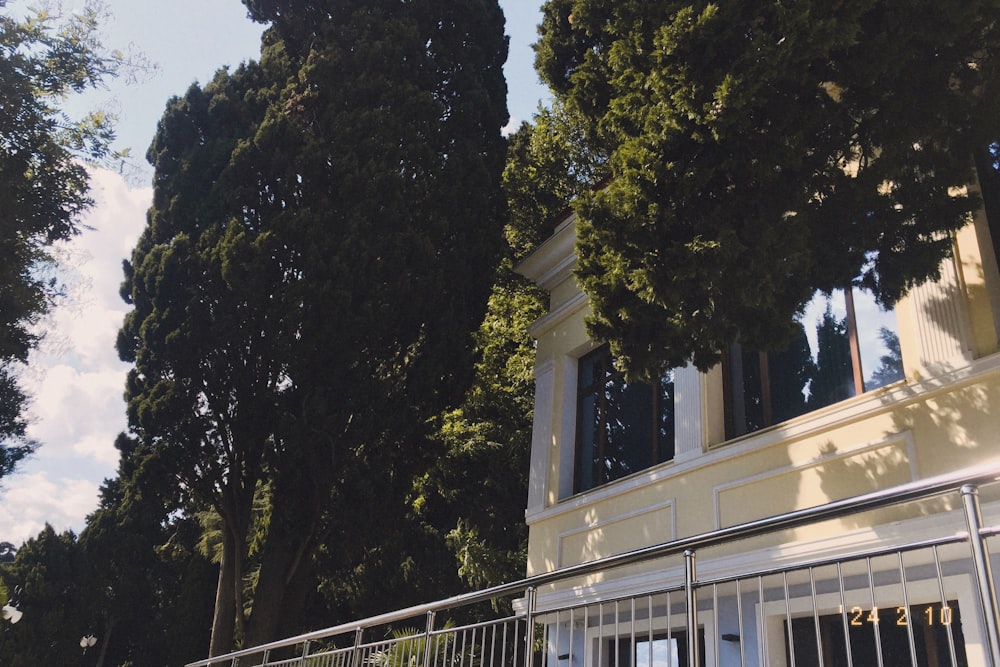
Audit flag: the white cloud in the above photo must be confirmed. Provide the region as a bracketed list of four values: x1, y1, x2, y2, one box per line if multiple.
[0, 168, 150, 545]
[0, 472, 101, 544]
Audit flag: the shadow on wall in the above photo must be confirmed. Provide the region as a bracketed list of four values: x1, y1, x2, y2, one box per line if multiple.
[814, 362, 999, 532]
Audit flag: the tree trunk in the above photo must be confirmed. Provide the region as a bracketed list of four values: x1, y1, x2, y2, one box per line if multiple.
[244, 480, 321, 648]
[94, 616, 114, 667]
[208, 528, 237, 657]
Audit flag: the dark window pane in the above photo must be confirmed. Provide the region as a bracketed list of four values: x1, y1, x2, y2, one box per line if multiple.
[726, 288, 897, 439]
[576, 347, 674, 492]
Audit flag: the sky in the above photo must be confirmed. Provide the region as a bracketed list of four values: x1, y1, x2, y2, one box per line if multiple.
[0, 0, 550, 546]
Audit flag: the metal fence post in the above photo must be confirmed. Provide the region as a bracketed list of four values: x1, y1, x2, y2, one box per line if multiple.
[524, 586, 537, 667]
[961, 484, 1000, 667]
[684, 550, 699, 667]
[297, 640, 311, 666]
[423, 610, 437, 667]
[351, 627, 364, 667]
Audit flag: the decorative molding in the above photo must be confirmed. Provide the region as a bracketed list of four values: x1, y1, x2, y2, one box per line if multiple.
[556, 499, 677, 569]
[528, 291, 590, 340]
[526, 351, 1000, 527]
[515, 213, 578, 292]
[712, 431, 917, 530]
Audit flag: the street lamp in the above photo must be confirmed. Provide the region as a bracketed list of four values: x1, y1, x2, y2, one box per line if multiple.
[80, 633, 97, 654]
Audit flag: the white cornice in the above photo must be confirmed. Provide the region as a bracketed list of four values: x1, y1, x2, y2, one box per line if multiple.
[514, 212, 578, 292]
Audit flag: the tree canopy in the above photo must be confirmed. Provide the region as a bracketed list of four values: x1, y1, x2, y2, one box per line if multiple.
[0, 0, 122, 476]
[119, 0, 509, 653]
[535, 0, 1000, 378]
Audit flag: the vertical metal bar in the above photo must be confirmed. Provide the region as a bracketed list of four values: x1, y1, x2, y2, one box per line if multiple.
[504, 617, 512, 667]
[809, 568, 824, 667]
[783, 572, 796, 667]
[629, 598, 636, 667]
[666, 591, 673, 667]
[646, 595, 654, 667]
[735, 578, 746, 667]
[568, 607, 576, 667]
[684, 550, 699, 667]
[597, 603, 605, 667]
[836, 562, 854, 667]
[259, 649, 270, 667]
[932, 545, 961, 667]
[424, 611, 437, 667]
[758, 575, 768, 667]
[351, 627, 364, 667]
[712, 584, 720, 667]
[298, 641, 311, 667]
[492, 626, 500, 664]
[866, 557, 885, 667]
[525, 587, 538, 667]
[895, 551, 918, 667]
[553, 611, 562, 667]
[455, 621, 470, 667]
[961, 484, 1000, 667]
[614, 600, 621, 667]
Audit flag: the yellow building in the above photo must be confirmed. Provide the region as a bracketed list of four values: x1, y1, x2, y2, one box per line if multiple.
[515, 195, 1000, 665]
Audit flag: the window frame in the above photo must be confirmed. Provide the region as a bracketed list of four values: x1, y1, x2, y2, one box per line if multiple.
[724, 286, 901, 439]
[574, 345, 675, 493]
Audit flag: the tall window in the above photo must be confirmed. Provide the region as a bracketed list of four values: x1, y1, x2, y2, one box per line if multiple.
[576, 346, 674, 493]
[726, 287, 903, 438]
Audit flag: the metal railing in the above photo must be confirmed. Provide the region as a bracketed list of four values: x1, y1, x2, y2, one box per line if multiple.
[188, 461, 1000, 667]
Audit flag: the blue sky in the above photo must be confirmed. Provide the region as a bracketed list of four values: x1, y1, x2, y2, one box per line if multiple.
[0, 0, 549, 545]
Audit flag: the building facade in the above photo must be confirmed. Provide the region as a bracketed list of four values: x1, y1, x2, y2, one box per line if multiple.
[515, 191, 1000, 666]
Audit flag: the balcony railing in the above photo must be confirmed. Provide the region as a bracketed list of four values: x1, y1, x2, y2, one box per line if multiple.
[188, 461, 1000, 667]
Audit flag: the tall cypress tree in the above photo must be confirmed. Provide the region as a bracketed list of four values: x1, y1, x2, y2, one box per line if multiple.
[119, 0, 508, 653]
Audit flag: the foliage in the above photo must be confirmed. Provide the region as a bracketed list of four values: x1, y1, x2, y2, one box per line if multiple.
[535, 0, 1000, 378]
[367, 621, 457, 667]
[411, 267, 543, 594]
[503, 99, 609, 260]
[0, 0, 124, 476]
[119, 0, 509, 652]
[411, 102, 608, 596]
[0, 525, 93, 665]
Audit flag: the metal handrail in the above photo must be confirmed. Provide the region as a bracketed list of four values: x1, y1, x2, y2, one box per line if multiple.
[187, 458, 1000, 666]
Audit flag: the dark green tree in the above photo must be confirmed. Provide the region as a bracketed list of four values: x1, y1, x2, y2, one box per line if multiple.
[868, 326, 905, 387]
[405, 105, 606, 595]
[77, 433, 216, 666]
[0, 525, 93, 665]
[120, 0, 508, 653]
[0, 434, 214, 666]
[535, 0, 1000, 379]
[411, 268, 545, 595]
[118, 52, 296, 656]
[0, 0, 123, 477]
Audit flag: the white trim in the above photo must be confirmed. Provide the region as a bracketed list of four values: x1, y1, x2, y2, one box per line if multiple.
[515, 212, 578, 292]
[528, 359, 556, 514]
[526, 351, 1000, 527]
[529, 291, 590, 340]
[531, 497, 1000, 612]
